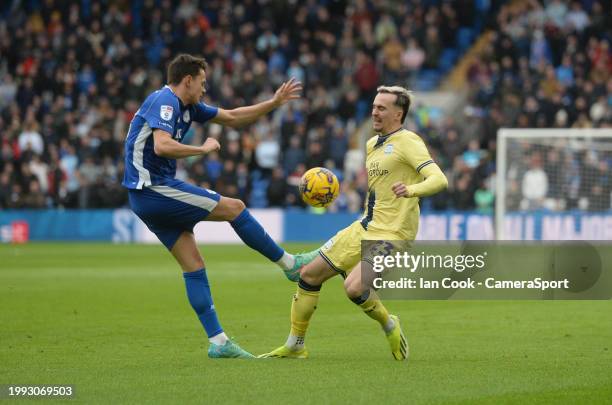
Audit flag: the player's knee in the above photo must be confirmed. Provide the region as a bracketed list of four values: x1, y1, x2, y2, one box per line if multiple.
[227, 198, 246, 219]
[216, 197, 246, 221]
[301, 266, 324, 286]
[234, 199, 246, 213]
[193, 257, 205, 270]
[344, 278, 362, 299]
[180, 256, 204, 272]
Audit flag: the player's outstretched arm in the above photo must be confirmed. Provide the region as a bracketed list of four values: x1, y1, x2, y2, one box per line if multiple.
[211, 78, 302, 128]
[153, 130, 220, 159]
[392, 163, 448, 198]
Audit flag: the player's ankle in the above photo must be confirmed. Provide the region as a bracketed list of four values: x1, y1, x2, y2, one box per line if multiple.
[276, 252, 295, 270]
[209, 332, 229, 345]
[285, 335, 305, 350]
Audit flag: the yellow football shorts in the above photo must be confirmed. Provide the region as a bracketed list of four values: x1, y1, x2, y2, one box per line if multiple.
[319, 220, 407, 276]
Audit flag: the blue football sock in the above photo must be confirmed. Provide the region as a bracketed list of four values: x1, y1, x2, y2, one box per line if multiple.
[230, 209, 284, 262]
[183, 269, 223, 338]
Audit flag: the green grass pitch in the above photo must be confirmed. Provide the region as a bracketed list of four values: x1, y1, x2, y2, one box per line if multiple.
[1, 243, 611, 404]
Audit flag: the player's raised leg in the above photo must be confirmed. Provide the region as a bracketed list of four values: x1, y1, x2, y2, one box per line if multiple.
[259, 255, 337, 358]
[207, 196, 319, 281]
[171, 231, 254, 359]
[344, 262, 408, 361]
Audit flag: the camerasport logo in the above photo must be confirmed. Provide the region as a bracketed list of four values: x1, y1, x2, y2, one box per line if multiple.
[0, 221, 29, 243]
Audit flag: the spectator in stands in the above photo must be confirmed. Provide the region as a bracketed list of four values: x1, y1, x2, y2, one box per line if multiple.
[401, 38, 425, 86]
[78, 156, 100, 208]
[7, 183, 25, 209]
[267, 167, 287, 207]
[203, 152, 222, 187]
[589, 160, 611, 211]
[566, 1, 589, 33]
[28, 154, 48, 194]
[555, 54, 574, 87]
[462, 140, 483, 169]
[285, 163, 306, 208]
[544, 149, 563, 203]
[305, 141, 326, 169]
[329, 181, 362, 213]
[423, 26, 442, 69]
[505, 180, 522, 211]
[18, 120, 44, 156]
[521, 153, 549, 209]
[452, 174, 475, 210]
[23, 179, 46, 208]
[283, 136, 306, 175]
[474, 180, 494, 214]
[254, 132, 280, 178]
[328, 123, 348, 171]
[529, 29, 551, 68]
[58, 142, 79, 207]
[0, 74, 17, 109]
[545, 0, 568, 28]
[0, 172, 12, 208]
[234, 162, 250, 203]
[381, 34, 404, 84]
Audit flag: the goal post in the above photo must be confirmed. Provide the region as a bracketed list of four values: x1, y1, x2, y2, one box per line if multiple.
[496, 128, 612, 240]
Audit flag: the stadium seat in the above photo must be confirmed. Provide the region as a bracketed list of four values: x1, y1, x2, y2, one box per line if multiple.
[439, 48, 459, 74]
[414, 69, 442, 91]
[456, 28, 475, 53]
[249, 179, 270, 208]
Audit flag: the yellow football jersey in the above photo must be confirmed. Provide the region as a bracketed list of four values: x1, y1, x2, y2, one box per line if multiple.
[361, 128, 435, 239]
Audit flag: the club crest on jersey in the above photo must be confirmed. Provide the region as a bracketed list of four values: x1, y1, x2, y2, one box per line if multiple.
[384, 144, 394, 154]
[160, 105, 173, 121]
[183, 110, 190, 123]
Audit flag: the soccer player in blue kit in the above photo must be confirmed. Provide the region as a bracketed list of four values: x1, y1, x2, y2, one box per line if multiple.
[122, 54, 316, 358]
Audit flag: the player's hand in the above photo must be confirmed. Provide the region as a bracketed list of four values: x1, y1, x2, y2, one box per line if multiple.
[201, 137, 220, 154]
[272, 78, 303, 107]
[391, 182, 413, 198]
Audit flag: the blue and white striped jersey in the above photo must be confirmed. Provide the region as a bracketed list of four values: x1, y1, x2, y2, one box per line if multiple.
[122, 86, 218, 189]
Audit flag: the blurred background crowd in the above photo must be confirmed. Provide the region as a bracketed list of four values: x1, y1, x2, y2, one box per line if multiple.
[0, 0, 610, 212]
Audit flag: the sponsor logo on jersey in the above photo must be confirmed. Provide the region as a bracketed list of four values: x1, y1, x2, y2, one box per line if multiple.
[160, 105, 173, 121]
[368, 161, 390, 177]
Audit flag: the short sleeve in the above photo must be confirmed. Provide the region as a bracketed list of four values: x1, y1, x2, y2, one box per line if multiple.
[402, 134, 435, 173]
[141, 92, 178, 134]
[193, 102, 218, 123]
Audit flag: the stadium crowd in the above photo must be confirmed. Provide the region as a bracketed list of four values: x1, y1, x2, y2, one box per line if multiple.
[457, 0, 612, 212]
[0, 0, 610, 212]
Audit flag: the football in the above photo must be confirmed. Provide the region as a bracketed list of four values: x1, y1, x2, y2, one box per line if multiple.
[299, 167, 340, 208]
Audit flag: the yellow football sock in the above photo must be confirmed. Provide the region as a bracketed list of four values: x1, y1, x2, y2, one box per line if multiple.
[358, 292, 392, 331]
[289, 283, 320, 338]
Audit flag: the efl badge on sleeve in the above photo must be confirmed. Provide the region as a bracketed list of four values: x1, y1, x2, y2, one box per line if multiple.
[160, 105, 174, 121]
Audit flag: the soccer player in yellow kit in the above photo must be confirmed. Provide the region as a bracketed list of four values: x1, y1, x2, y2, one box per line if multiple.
[261, 86, 448, 360]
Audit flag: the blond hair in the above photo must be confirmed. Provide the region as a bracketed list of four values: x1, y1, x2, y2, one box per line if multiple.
[376, 86, 412, 123]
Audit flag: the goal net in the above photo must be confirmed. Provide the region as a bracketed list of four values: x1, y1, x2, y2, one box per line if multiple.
[496, 129, 612, 240]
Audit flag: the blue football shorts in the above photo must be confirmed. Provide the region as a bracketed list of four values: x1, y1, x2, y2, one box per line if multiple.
[128, 179, 221, 250]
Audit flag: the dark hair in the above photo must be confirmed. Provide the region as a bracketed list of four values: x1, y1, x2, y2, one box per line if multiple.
[376, 85, 412, 123]
[167, 54, 208, 85]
